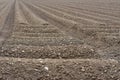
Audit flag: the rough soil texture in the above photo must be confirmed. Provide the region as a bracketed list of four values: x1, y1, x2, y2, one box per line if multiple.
[0, 57, 120, 80]
[0, 0, 120, 80]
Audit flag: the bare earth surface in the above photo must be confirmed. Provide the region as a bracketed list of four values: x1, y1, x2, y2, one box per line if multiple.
[0, 0, 120, 80]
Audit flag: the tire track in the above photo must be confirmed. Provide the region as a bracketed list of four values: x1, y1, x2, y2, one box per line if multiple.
[16, 0, 82, 44]
[66, 5, 120, 20]
[0, 2, 13, 29]
[22, 0, 120, 48]
[34, 4, 105, 25]
[0, 0, 97, 59]
[57, 5, 120, 24]
[14, 0, 28, 25]
[22, 1, 82, 38]
[26, 0, 104, 25]
[51, 5, 120, 25]
[0, 0, 16, 46]
[21, 0, 107, 48]
[72, 2, 120, 12]
[28, 0, 120, 25]
[19, 1, 47, 25]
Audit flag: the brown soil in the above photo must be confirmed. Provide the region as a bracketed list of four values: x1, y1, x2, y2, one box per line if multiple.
[0, 0, 120, 79]
[0, 57, 120, 80]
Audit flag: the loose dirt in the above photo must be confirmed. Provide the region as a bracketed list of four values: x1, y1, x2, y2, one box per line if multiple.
[0, 0, 120, 79]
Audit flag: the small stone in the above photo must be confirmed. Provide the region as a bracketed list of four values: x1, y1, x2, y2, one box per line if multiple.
[17, 58, 21, 61]
[101, 72, 104, 75]
[92, 76, 96, 79]
[44, 66, 49, 71]
[83, 46, 87, 48]
[46, 74, 50, 76]
[91, 49, 94, 52]
[58, 53, 61, 56]
[104, 70, 107, 73]
[30, 49, 33, 52]
[17, 46, 20, 49]
[111, 76, 114, 78]
[1, 50, 3, 52]
[112, 65, 116, 67]
[22, 50, 25, 53]
[34, 69, 40, 71]
[114, 70, 117, 73]
[12, 48, 17, 52]
[81, 67, 85, 72]
[38, 59, 43, 63]
[7, 61, 13, 65]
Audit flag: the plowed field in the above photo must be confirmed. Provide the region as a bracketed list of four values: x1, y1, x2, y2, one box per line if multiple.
[0, 0, 120, 80]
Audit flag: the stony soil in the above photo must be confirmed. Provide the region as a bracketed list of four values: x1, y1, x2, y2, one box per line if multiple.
[0, 0, 120, 80]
